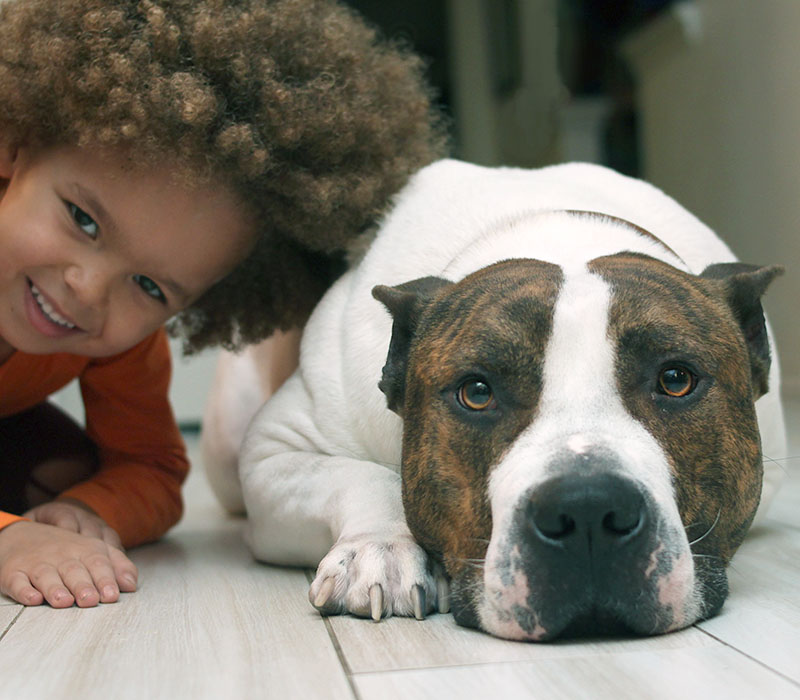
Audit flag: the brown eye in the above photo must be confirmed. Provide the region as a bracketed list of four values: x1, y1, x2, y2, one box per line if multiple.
[658, 366, 696, 397]
[457, 379, 496, 411]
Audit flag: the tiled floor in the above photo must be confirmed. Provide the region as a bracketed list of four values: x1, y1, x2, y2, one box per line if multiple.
[1, 400, 798, 700]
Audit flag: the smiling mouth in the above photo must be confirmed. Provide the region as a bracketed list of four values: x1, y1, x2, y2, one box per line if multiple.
[28, 281, 77, 330]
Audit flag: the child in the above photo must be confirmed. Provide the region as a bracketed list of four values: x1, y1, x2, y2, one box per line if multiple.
[0, 0, 445, 609]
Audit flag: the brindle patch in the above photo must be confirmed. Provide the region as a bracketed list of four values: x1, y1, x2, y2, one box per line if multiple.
[374, 259, 563, 609]
[590, 253, 779, 572]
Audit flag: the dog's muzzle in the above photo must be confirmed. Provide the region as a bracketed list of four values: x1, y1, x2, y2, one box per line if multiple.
[473, 450, 700, 641]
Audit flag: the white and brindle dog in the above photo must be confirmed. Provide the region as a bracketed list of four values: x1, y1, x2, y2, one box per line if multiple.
[205, 160, 786, 641]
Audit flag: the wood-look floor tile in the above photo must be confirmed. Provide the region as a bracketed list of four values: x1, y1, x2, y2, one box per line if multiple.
[353, 645, 800, 700]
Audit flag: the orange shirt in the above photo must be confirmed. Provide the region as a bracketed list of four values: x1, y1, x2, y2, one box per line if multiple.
[0, 329, 189, 547]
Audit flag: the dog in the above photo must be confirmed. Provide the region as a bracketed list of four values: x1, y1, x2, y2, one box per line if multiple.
[205, 160, 786, 641]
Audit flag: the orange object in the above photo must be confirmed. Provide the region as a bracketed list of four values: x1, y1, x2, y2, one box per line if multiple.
[0, 329, 189, 547]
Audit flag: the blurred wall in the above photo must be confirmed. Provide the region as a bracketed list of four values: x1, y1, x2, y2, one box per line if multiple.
[625, 0, 800, 396]
[446, 0, 562, 167]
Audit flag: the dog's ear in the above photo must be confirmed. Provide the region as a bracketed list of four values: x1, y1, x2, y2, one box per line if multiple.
[372, 276, 452, 415]
[700, 263, 784, 398]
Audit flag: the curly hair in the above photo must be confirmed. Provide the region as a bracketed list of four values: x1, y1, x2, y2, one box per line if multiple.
[0, 0, 447, 352]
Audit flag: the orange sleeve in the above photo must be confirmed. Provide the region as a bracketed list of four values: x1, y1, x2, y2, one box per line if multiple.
[0, 512, 27, 532]
[59, 329, 190, 548]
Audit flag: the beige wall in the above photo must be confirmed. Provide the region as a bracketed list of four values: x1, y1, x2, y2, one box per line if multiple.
[626, 0, 800, 396]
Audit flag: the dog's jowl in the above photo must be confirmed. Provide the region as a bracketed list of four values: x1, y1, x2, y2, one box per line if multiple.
[227, 160, 787, 641]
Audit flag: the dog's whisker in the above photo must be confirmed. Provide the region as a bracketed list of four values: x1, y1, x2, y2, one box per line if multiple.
[691, 553, 723, 562]
[461, 561, 486, 571]
[762, 453, 800, 476]
[689, 509, 721, 547]
[451, 556, 487, 572]
[469, 537, 491, 546]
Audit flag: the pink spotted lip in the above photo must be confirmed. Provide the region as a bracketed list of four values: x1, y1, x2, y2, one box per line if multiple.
[25, 279, 83, 337]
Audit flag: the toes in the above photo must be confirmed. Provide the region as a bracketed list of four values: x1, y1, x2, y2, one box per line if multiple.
[308, 538, 446, 622]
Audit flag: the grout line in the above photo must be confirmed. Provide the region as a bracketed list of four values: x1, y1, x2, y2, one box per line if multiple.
[694, 624, 800, 689]
[305, 569, 363, 700]
[0, 607, 24, 644]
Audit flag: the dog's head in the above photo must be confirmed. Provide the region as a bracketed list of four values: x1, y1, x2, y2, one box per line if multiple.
[373, 253, 781, 640]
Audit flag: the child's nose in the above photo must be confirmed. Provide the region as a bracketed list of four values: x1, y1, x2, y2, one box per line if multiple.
[64, 262, 112, 307]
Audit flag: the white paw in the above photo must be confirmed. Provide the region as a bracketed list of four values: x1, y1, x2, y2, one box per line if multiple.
[308, 532, 450, 621]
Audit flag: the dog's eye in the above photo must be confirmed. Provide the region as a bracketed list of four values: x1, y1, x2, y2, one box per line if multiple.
[658, 366, 696, 397]
[457, 379, 496, 411]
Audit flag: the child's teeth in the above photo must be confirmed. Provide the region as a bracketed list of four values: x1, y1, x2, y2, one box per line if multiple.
[30, 283, 76, 329]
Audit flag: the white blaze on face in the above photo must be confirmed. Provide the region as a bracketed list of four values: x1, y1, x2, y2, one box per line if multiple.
[477, 263, 700, 638]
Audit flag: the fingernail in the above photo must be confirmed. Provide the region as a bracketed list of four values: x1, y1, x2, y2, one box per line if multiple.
[102, 585, 117, 600]
[122, 574, 137, 589]
[51, 590, 74, 608]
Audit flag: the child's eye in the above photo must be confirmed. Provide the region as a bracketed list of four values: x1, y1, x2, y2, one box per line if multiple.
[68, 202, 99, 238]
[133, 274, 167, 304]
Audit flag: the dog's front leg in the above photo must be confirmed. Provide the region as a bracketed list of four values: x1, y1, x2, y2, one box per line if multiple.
[239, 392, 447, 620]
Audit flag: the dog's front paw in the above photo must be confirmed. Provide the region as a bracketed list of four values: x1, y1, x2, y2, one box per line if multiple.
[308, 532, 450, 621]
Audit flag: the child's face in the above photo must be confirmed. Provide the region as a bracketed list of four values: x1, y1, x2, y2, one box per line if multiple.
[0, 144, 255, 358]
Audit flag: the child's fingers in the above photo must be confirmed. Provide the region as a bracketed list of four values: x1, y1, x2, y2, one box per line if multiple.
[108, 547, 138, 593]
[58, 548, 131, 606]
[27, 565, 75, 608]
[52, 552, 124, 608]
[83, 552, 123, 604]
[0, 570, 44, 606]
[0, 523, 134, 608]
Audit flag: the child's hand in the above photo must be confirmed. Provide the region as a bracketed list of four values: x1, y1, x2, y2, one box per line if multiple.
[25, 499, 123, 549]
[0, 520, 138, 607]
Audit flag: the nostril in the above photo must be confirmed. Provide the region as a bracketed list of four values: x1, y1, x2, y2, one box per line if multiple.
[601, 508, 642, 537]
[536, 513, 576, 540]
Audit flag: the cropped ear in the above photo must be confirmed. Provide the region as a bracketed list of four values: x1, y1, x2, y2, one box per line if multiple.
[372, 276, 452, 415]
[700, 263, 784, 398]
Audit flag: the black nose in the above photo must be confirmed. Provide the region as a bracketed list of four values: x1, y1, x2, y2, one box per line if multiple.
[527, 473, 646, 552]
[513, 470, 663, 638]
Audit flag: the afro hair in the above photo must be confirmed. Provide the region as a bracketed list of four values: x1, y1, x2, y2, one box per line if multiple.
[0, 0, 447, 352]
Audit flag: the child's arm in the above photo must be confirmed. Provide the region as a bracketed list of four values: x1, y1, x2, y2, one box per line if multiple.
[0, 519, 137, 607]
[30, 329, 189, 549]
[67, 329, 189, 547]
